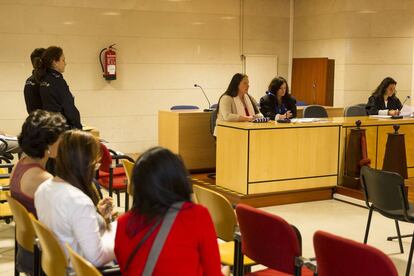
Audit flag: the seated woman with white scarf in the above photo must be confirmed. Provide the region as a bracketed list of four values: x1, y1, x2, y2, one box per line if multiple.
[216, 73, 263, 130]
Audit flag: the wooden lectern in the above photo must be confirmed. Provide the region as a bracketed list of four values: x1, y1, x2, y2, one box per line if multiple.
[382, 125, 408, 179]
[342, 120, 371, 189]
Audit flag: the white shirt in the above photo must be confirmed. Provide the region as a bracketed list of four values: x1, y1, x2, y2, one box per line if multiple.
[34, 178, 115, 267]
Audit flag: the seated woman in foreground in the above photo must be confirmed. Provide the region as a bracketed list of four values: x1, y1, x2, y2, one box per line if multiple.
[115, 147, 223, 275]
[260, 76, 297, 120]
[10, 110, 66, 216]
[35, 130, 115, 267]
[366, 77, 402, 115]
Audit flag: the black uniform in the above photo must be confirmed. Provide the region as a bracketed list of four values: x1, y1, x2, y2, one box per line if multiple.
[366, 95, 402, 115]
[23, 72, 43, 114]
[259, 92, 297, 119]
[39, 69, 82, 129]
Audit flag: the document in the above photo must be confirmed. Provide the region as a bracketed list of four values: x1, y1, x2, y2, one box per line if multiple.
[400, 105, 414, 117]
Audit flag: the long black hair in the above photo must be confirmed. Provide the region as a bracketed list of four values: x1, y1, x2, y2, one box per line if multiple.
[33, 46, 63, 82]
[372, 77, 397, 98]
[268, 76, 294, 105]
[129, 147, 191, 234]
[217, 73, 248, 114]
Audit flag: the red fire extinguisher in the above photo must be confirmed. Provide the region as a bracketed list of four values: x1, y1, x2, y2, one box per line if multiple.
[99, 44, 117, 80]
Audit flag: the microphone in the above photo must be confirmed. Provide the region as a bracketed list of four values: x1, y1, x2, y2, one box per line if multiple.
[194, 84, 212, 112]
[401, 95, 411, 108]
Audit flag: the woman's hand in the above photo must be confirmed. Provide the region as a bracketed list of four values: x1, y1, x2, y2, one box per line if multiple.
[388, 109, 399, 116]
[97, 197, 113, 220]
[285, 110, 293, 118]
[240, 115, 253, 122]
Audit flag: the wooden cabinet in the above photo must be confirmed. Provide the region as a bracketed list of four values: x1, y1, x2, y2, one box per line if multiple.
[291, 58, 335, 106]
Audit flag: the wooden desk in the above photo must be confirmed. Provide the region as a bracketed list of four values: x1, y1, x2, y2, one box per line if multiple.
[296, 106, 344, 118]
[158, 110, 216, 171]
[216, 120, 341, 195]
[339, 116, 414, 182]
[216, 116, 414, 195]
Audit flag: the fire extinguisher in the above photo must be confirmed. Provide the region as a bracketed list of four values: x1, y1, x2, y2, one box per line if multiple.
[99, 44, 117, 80]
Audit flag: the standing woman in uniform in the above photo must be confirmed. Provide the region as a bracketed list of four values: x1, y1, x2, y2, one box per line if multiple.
[34, 46, 82, 129]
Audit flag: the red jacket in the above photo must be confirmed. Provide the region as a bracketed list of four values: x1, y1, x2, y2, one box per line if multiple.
[115, 202, 222, 275]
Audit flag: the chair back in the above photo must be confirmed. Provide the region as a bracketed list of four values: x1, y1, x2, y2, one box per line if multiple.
[6, 194, 35, 252]
[296, 100, 307, 106]
[29, 213, 68, 276]
[122, 159, 135, 196]
[66, 244, 102, 276]
[314, 230, 398, 276]
[235, 204, 301, 274]
[193, 185, 237, 241]
[210, 108, 218, 136]
[170, 105, 199, 110]
[344, 105, 367, 117]
[99, 143, 112, 173]
[303, 105, 328, 118]
[360, 166, 408, 215]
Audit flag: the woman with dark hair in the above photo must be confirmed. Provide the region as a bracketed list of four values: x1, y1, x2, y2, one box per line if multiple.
[10, 110, 67, 216]
[216, 73, 263, 123]
[34, 46, 82, 129]
[260, 76, 297, 120]
[35, 130, 115, 267]
[115, 147, 222, 275]
[366, 77, 402, 115]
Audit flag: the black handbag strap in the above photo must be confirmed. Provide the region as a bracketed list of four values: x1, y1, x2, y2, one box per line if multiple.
[124, 202, 184, 274]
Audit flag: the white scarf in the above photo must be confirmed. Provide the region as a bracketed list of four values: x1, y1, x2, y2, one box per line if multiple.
[234, 94, 256, 116]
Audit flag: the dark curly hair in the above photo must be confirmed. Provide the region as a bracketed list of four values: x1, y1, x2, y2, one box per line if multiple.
[18, 110, 67, 158]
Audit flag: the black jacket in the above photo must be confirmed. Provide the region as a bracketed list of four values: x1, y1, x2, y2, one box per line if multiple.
[366, 95, 402, 115]
[259, 92, 297, 119]
[23, 73, 43, 114]
[39, 69, 82, 129]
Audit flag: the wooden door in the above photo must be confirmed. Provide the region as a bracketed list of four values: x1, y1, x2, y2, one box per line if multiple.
[291, 58, 334, 106]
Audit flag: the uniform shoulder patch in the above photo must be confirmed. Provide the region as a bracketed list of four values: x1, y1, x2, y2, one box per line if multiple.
[40, 81, 50, 87]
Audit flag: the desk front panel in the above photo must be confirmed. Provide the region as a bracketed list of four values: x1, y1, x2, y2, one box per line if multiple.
[248, 126, 340, 182]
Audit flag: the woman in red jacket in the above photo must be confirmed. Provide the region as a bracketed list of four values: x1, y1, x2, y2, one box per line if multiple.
[114, 147, 223, 275]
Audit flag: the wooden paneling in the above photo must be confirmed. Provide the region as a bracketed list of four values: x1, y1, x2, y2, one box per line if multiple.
[377, 124, 414, 169]
[291, 58, 334, 106]
[249, 127, 339, 182]
[248, 176, 336, 194]
[158, 110, 216, 171]
[216, 126, 249, 194]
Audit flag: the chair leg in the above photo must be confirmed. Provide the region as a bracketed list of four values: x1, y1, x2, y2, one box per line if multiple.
[14, 237, 18, 276]
[405, 231, 414, 276]
[116, 191, 120, 207]
[364, 208, 373, 244]
[394, 220, 404, 254]
[34, 240, 41, 276]
[125, 192, 129, 212]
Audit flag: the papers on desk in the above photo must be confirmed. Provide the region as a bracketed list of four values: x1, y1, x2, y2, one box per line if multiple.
[400, 105, 414, 117]
[290, 118, 325, 123]
[369, 115, 392, 119]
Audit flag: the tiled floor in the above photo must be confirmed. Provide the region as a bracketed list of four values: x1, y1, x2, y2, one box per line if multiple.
[1, 198, 413, 275]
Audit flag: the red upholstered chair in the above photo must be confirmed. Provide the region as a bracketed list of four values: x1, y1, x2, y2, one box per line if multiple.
[235, 204, 315, 276]
[313, 230, 398, 276]
[96, 143, 134, 211]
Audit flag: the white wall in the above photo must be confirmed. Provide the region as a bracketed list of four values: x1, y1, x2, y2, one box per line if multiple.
[0, 0, 290, 153]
